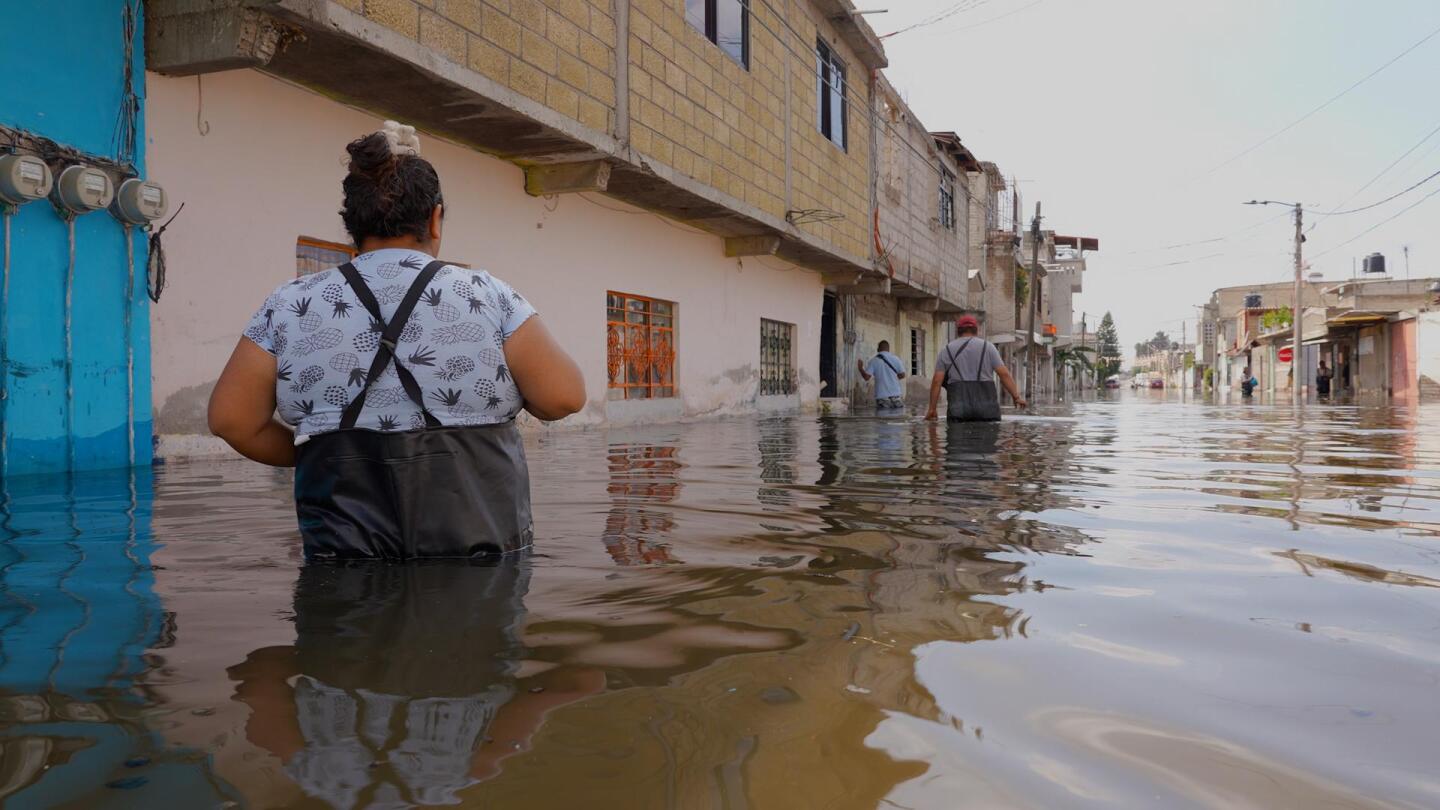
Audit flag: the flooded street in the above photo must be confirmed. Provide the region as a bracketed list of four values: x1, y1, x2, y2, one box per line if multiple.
[3, 393, 1439, 809]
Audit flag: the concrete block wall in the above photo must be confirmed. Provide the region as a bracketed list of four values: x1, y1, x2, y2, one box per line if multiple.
[875, 77, 969, 304]
[357, 0, 619, 135]
[627, 0, 874, 261]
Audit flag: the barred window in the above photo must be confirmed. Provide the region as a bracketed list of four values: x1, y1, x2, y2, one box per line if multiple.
[760, 319, 796, 395]
[910, 327, 926, 376]
[607, 292, 676, 399]
[296, 237, 355, 277]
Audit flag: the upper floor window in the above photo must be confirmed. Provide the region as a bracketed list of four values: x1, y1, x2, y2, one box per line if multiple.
[686, 0, 748, 68]
[938, 167, 956, 230]
[816, 40, 847, 150]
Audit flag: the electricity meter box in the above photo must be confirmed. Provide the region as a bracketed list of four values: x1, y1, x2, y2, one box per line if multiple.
[54, 165, 114, 213]
[112, 178, 168, 225]
[0, 154, 53, 206]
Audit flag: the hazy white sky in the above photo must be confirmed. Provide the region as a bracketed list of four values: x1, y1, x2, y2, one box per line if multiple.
[880, 0, 1440, 355]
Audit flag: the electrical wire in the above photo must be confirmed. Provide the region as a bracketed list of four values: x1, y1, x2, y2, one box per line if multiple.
[65, 219, 76, 472]
[124, 226, 136, 469]
[112, 0, 140, 167]
[918, 0, 1045, 38]
[1309, 167, 1440, 216]
[880, 0, 990, 39]
[1308, 118, 1440, 225]
[0, 211, 9, 481]
[1199, 20, 1440, 179]
[1309, 182, 1440, 260]
[148, 202, 184, 303]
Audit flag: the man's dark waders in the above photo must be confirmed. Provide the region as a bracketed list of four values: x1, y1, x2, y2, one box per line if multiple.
[293, 260, 533, 560]
[942, 338, 1002, 422]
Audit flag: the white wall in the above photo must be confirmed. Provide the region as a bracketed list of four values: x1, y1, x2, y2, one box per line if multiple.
[145, 69, 823, 449]
[1419, 312, 1440, 400]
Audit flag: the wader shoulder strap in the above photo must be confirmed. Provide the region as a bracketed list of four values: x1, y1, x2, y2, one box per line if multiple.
[880, 353, 903, 376]
[943, 339, 974, 384]
[336, 260, 446, 431]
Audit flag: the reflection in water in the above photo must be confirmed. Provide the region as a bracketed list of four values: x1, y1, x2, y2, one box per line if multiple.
[602, 442, 682, 565]
[0, 470, 236, 807]
[227, 559, 603, 808]
[2, 397, 1439, 807]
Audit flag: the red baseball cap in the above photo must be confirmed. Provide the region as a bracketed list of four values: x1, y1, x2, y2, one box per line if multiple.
[956, 315, 979, 329]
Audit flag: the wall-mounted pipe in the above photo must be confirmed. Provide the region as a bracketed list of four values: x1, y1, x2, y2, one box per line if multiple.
[1, 210, 10, 481]
[124, 227, 136, 469]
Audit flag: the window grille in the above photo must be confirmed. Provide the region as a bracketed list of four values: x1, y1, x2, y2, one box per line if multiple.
[607, 292, 677, 399]
[816, 41, 847, 149]
[686, 0, 748, 68]
[760, 319, 796, 395]
[296, 237, 355, 277]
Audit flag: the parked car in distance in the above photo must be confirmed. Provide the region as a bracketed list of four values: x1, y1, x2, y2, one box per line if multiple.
[1105, 375, 1121, 389]
[1149, 377, 1165, 389]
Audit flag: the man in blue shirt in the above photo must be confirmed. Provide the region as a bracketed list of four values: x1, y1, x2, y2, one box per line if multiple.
[858, 340, 907, 410]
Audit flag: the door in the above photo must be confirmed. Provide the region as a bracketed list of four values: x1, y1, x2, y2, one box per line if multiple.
[819, 293, 838, 397]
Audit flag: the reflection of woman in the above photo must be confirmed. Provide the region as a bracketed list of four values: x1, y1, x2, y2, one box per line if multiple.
[208, 122, 584, 559]
[227, 561, 603, 808]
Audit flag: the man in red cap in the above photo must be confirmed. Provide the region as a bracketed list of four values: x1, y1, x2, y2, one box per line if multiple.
[926, 314, 1026, 421]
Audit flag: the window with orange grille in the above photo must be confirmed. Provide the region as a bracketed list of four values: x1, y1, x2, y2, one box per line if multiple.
[607, 292, 676, 399]
[296, 237, 355, 277]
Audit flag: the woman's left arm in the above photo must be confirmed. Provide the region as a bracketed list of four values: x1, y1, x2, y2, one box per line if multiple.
[209, 338, 297, 466]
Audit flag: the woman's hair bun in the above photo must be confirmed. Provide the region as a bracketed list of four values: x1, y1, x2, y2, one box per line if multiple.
[379, 120, 422, 157]
[345, 121, 422, 177]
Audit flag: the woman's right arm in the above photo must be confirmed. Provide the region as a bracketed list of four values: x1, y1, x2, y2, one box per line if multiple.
[504, 316, 586, 421]
[209, 338, 297, 466]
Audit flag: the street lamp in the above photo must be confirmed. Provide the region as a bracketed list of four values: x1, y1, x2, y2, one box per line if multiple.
[1243, 199, 1304, 407]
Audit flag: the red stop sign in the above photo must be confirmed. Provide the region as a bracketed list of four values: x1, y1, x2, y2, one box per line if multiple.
[1278, 346, 1294, 363]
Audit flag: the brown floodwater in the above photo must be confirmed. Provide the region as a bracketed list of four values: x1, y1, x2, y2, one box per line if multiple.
[2, 392, 1438, 809]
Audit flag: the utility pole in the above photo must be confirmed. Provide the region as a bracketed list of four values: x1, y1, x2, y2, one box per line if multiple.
[1025, 201, 1042, 402]
[1245, 199, 1305, 408]
[1291, 203, 1303, 408]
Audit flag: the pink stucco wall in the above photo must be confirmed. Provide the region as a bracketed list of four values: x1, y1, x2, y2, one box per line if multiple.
[145, 69, 824, 451]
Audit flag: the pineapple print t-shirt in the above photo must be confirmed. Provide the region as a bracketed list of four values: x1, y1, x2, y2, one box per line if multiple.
[242, 248, 537, 440]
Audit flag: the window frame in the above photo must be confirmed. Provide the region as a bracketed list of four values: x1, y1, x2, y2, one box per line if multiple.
[910, 327, 926, 376]
[816, 40, 848, 150]
[686, 0, 749, 69]
[759, 318, 797, 396]
[938, 166, 956, 231]
[295, 236, 356, 277]
[607, 291, 678, 400]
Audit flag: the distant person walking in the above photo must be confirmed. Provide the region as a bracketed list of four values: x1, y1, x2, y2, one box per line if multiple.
[858, 340, 907, 410]
[1240, 366, 1258, 398]
[1316, 359, 1333, 398]
[926, 315, 1026, 422]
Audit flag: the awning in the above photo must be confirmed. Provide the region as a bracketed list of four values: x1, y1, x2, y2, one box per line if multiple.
[1328, 310, 1390, 326]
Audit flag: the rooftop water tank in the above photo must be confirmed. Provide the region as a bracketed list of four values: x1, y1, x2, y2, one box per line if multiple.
[1243, 293, 1262, 308]
[1362, 252, 1386, 275]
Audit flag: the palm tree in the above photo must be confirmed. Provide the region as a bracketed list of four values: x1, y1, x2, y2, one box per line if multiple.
[1054, 345, 1098, 392]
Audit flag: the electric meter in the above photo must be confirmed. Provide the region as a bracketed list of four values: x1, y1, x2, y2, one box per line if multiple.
[0, 154, 53, 206]
[54, 165, 114, 213]
[112, 178, 168, 225]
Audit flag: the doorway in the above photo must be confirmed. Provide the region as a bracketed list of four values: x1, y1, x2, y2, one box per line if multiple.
[820, 293, 838, 397]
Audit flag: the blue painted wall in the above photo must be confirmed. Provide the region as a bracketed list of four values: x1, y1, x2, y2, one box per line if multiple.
[0, 0, 153, 477]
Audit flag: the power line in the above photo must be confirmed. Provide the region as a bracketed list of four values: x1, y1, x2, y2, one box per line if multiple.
[1310, 183, 1440, 260]
[880, 0, 991, 39]
[1310, 167, 1440, 216]
[1121, 208, 1292, 255]
[919, 0, 1046, 38]
[1308, 118, 1440, 225]
[1197, 20, 1440, 179]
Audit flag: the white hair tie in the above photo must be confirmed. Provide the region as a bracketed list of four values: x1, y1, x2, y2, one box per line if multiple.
[380, 120, 421, 157]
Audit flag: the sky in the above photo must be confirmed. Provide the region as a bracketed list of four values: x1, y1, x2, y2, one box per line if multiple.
[878, 0, 1440, 358]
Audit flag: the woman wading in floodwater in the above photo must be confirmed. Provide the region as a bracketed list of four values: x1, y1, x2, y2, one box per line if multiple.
[209, 122, 584, 559]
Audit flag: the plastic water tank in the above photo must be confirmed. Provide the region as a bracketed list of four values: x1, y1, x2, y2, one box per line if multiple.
[1243, 293, 1262, 308]
[1362, 252, 1386, 275]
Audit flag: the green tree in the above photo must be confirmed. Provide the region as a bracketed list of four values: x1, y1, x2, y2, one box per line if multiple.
[1097, 311, 1122, 379]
